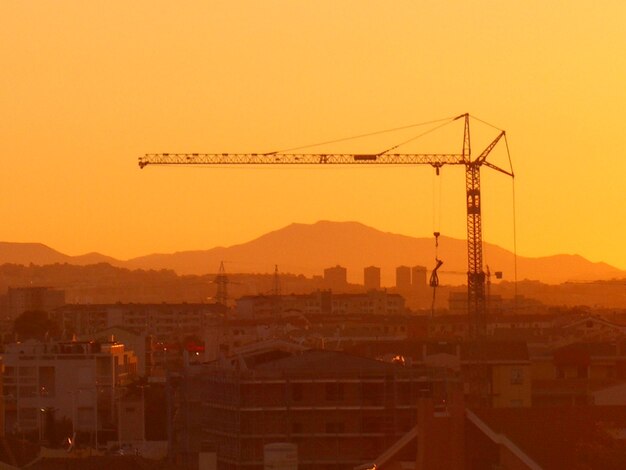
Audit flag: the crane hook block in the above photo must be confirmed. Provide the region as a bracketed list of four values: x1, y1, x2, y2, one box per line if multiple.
[429, 258, 444, 288]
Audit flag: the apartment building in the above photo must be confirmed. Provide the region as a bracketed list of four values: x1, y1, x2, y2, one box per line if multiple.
[349, 340, 532, 408]
[530, 340, 626, 406]
[1, 287, 65, 319]
[363, 266, 381, 291]
[52, 303, 226, 339]
[2, 339, 137, 436]
[236, 291, 405, 318]
[323, 265, 348, 289]
[187, 342, 444, 470]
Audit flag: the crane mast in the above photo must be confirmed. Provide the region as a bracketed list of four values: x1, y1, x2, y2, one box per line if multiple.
[139, 113, 513, 338]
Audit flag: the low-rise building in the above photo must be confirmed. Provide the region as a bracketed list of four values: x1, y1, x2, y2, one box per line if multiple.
[52, 303, 225, 339]
[530, 340, 626, 406]
[236, 291, 405, 318]
[348, 340, 532, 408]
[2, 339, 137, 436]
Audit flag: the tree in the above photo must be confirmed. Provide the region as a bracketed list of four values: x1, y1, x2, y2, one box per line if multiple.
[13, 310, 60, 341]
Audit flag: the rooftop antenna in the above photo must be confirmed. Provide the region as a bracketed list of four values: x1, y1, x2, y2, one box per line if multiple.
[215, 261, 229, 307]
[272, 264, 281, 297]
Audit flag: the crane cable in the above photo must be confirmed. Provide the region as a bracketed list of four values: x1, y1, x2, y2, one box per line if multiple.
[265, 115, 458, 155]
[504, 134, 518, 309]
[378, 119, 457, 155]
[429, 170, 444, 317]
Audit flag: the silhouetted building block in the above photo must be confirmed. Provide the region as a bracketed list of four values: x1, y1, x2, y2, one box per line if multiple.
[364, 266, 381, 290]
[3, 287, 65, 319]
[323, 265, 347, 289]
[395, 266, 411, 290]
[411, 266, 427, 289]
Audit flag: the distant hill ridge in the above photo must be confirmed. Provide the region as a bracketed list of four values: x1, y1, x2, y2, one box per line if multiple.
[0, 242, 122, 267]
[2, 221, 624, 285]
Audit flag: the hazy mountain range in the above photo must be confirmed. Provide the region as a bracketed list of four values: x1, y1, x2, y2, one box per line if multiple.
[1, 221, 624, 286]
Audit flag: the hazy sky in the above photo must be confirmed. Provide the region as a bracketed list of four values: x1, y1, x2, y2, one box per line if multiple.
[2, 1, 625, 271]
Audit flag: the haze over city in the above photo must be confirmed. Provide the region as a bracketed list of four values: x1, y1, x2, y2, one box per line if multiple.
[2, 1, 625, 271]
[2, 2, 626, 469]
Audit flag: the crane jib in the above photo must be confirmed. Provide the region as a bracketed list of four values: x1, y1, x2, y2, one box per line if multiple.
[139, 114, 514, 340]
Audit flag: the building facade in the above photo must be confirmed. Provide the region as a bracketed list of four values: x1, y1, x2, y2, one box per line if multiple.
[2, 339, 137, 436]
[363, 266, 381, 290]
[189, 346, 441, 470]
[323, 265, 348, 289]
[236, 291, 405, 318]
[411, 266, 427, 289]
[52, 303, 225, 339]
[2, 287, 65, 319]
[395, 266, 411, 290]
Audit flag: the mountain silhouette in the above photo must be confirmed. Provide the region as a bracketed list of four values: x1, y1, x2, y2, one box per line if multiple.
[2, 221, 624, 285]
[0, 242, 122, 267]
[121, 221, 626, 285]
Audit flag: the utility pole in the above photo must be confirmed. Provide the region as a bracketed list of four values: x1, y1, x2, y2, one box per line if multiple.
[215, 261, 229, 307]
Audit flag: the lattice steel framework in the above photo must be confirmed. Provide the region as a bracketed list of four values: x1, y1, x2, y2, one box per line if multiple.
[139, 114, 513, 338]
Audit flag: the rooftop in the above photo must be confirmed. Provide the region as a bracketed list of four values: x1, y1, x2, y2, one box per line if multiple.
[469, 406, 626, 470]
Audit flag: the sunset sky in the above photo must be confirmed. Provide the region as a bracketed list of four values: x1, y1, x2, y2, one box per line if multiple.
[2, 1, 625, 272]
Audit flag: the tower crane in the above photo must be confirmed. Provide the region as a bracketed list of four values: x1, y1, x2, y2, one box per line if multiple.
[139, 113, 514, 338]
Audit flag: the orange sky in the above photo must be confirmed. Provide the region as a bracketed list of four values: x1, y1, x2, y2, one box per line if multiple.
[1, 1, 625, 272]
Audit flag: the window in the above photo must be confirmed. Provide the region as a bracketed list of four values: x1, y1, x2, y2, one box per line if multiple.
[292, 383, 303, 402]
[325, 383, 344, 401]
[510, 368, 524, 385]
[19, 386, 37, 397]
[39, 366, 56, 397]
[361, 416, 382, 433]
[20, 408, 37, 420]
[325, 422, 345, 434]
[18, 367, 36, 377]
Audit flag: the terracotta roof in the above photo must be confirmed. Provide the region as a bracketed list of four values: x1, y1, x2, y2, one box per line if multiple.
[533, 378, 622, 395]
[27, 456, 176, 469]
[0, 436, 39, 467]
[347, 340, 529, 363]
[254, 348, 402, 374]
[470, 406, 626, 470]
[554, 341, 626, 359]
[460, 341, 529, 362]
